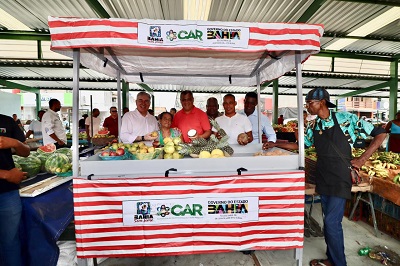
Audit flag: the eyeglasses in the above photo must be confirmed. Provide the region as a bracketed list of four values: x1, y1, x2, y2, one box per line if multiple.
[304, 100, 320, 107]
[111, 110, 117, 112]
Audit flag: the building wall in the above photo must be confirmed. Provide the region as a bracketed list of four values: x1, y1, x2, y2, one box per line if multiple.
[0, 91, 21, 118]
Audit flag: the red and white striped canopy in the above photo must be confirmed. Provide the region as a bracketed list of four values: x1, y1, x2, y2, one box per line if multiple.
[49, 17, 323, 86]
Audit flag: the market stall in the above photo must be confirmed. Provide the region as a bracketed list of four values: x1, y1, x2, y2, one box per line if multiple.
[48, 17, 324, 266]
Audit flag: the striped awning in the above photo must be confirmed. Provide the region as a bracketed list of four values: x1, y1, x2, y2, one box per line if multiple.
[48, 17, 323, 86]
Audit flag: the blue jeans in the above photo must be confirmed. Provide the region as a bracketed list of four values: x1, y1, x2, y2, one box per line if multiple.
[0, 190, 22, 266]
[321, 195, 347, 266]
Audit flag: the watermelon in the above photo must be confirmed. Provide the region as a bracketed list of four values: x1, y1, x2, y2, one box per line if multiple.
[37, 143, 56, 155]
[54, 148, 72, 162]
[36, 153, 51, 172]
[45, 153, 70, 174]
[17, 155, 41, 178]
[14, 162, 22, 171]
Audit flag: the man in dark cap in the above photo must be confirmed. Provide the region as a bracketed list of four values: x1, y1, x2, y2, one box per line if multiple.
[265, 88, 386, 266]
[305, 88, 386, 266]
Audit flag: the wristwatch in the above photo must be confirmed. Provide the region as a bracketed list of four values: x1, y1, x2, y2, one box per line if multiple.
[141, 136, 145, 141]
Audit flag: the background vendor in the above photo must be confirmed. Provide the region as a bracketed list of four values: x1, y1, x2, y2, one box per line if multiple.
[120, 91, 158, 145]
[171, 90, 211, 143]
[385, 110, 400, 153]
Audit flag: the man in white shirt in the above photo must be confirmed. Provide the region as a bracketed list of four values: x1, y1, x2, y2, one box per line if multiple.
[85, 108, 101, 142]
[242, 92, 277, 144]
[214, 94, 253, 145]
[120, 92, 158, 145]
[41, 99, 67, 148]
[25, 110, 45, 142]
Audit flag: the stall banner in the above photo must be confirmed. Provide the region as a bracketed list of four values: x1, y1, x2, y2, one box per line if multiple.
[73, 171, 304, 258]
[122, 196, 259, 225]
[137, 22, 249, 48]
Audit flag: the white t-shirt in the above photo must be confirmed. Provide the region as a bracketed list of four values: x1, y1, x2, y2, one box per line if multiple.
[120, 109, 159, 145]
[28, 120, 42, 139]
[85, 116, 101, 137]
[41, 109, 67, 145]
[214, 113, 253, 145]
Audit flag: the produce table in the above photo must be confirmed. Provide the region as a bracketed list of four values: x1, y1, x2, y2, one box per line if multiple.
[20, 175, 73, 266]
[76, 145, 305, 264]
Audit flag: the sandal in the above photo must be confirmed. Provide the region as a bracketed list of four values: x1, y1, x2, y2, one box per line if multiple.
[309, 259, 333, 266]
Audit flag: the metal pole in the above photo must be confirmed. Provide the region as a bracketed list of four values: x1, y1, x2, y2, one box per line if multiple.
[90, 95, 93, 144]
[117, 71, 122, 142]
[256, 72, 262, 144]
[72, 49, 80, 177]
[295, 52, 305, 168]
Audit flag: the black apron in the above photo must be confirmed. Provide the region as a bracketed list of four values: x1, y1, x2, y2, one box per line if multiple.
[314, 113, 352, 199]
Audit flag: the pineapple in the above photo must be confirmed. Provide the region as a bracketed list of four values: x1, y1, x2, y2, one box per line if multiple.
[210, 119, 227, 137]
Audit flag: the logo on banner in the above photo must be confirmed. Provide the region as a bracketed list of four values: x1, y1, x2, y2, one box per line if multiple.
[156, 204, 170, 217]
[134, 202, 153, 222]
[207, 28, 241, 40]
[148, 26, 163, 43]
[208, 199, 249, 214]
[165, 30, 177, 41]
[171, 204, 203, 216]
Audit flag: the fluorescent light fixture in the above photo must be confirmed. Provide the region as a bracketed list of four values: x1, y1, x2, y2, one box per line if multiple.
[326, 7, 400, 50]
[0, 7, 31, 31]
[184, 0, 212, 20]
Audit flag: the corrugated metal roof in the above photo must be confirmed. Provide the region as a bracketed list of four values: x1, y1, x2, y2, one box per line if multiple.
[308, 0, 391, 33]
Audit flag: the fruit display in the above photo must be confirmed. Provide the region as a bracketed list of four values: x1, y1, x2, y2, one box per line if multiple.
[45, 153, 71, 174]
[180, 120, 234, 157]
[16, 155, 42, 178]
[273, 121, 297, 133]
[37, 143, 56, 155]
[66, 132, 87, 139]
[54, 148, 73, 162]
[307, 148, 400, 186]
[163, 137, 183, 159]
[197, 149, 226, 159]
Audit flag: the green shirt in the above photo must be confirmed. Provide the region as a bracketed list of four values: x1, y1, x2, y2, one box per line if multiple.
[304, 110, 377, 148]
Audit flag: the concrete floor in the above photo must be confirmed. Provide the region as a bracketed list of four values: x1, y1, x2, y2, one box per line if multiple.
[58, 203, 400, 266]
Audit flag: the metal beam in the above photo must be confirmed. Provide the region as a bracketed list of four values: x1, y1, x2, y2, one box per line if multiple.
[0, 59, 82, 68]
[388, 60, 398, 119]
[337, 81, 390, 98]
[5, 77, 116, 82]
[85, 0, 110, 18]
[0, 30, 50, 41]
[323, 32, 400, 43]
[317, 50, 392, 61]
[335, 0, 400, 7]
[297, 0, 328, 23]
[273, 79, 279, 124]
[285, 71, 389, 81]
[0, 79, 39, 93]
[137, 83, 154, 94]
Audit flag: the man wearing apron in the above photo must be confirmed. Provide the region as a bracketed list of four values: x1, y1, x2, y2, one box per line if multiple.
[304, 88, 386, 266]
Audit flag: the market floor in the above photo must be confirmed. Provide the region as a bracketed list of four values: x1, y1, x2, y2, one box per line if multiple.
[58, 204, 400, 266]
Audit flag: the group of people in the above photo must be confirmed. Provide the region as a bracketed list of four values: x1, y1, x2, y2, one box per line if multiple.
[119, 91, 277, 147]
[1, 87, 397, 265]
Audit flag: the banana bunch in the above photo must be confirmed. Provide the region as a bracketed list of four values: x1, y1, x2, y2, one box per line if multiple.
[360, 160, 393, 179]
[352, 148, 365, 158]
[378, 151, 400, 163]
[393, 174, 400, 185]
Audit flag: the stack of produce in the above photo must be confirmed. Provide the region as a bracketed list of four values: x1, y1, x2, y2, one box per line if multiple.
[14, 154, 41, 178]
[273, 120, 297, 133]
[91, 129, 117, 146]
[162, 137, 184, 159]
[178, 134, 234, 158]
[308, 148, 400, 186]
[45, 153, 71, 174]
